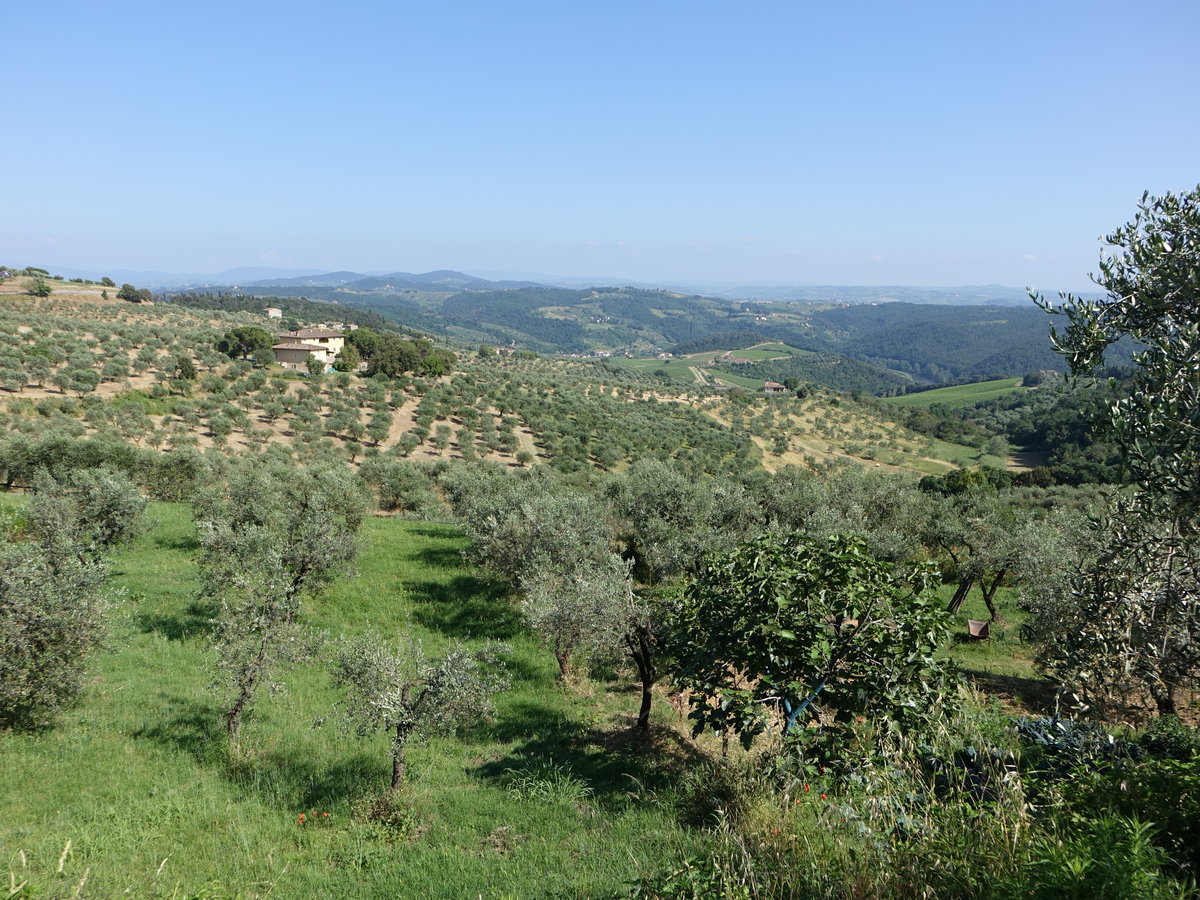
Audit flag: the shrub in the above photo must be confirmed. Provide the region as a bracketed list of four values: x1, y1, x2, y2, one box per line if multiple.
[350, 791, 421, 838]
[1021, 814, 1192, 899]
[0, 542, 108, 729]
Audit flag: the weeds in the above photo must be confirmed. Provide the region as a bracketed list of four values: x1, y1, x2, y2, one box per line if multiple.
[504, 759, 593, 804]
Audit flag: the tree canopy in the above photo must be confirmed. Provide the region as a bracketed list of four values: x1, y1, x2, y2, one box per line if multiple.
[1032, 186, 1200, 715]
[216, 326, 275, 363]
[668, 532, 951, 752]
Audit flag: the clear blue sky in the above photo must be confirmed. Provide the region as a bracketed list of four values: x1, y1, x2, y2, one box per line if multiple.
[5, 0, 1198, 290]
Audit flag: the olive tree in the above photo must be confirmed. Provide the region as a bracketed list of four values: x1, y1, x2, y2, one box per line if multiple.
[760, 464, 930, 564]
[448, 466, 662, 726]
[0, 542, 108, 729]
[0, 468, 141, 728]
[606, 458, 759, 586]
[25, 466, 146, 561]
[520, 553, 630, 680]
[327, 632, 509, 790]
[1032, 187, 1200, 715]
[197, 464, 367, 738]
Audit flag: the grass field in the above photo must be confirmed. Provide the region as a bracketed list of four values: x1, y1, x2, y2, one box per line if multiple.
[889, 377, 1025, 408]
[603, 342, 808, 387]
[709, 370, 767, 390]
[0, 503, 710, 899]
[602, 356, 700, 383]
[923, 437, 1008, 469]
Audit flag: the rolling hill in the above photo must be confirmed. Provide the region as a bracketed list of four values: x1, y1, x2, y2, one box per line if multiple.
[168, 275, 1071, 389]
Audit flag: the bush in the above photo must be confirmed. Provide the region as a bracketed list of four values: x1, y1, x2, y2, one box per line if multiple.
[0, 542, 109, 729]
[1067, 757, 1200, 875]
[1138, 716, 1200, 762]
[1013, 715, 1132, 776]
[350, 791, 421, 838]
[1021, 813, 1192, 899]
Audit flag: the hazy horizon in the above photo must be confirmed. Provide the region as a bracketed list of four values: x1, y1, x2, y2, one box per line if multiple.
[6, 0, 1197, 295]
[23, 261, 1096, 300]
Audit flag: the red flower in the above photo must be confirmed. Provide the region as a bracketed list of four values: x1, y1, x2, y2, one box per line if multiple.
[804, 783, 810, 792]
[820, 793, 827, 800]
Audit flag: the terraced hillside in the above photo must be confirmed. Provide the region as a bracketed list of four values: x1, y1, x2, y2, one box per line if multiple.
[0, 281, 989, 480]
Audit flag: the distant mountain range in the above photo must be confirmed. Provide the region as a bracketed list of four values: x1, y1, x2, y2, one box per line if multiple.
[42, 264, 1088, 306]
[253, 270, 547, 292]
[164, 278, 1091, 384]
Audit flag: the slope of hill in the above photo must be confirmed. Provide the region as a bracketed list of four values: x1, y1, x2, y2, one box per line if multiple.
[160, 275, 1075, 388]
[0, 282, 998, 481]
[797, 303, 1064, 381]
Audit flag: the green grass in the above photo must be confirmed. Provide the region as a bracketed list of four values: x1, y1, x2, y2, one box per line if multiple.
[109, 389, 175, 416]
[942, 584, 1037, 680]
[602, 356, 699, 383]
[748, 343, 806, 355]
[889, 377, 1024, 409]
[709, 371, 767, 390]
[602, 343, 809, 387]
[0, 504, 709, 899]
[921, 437, 1007, 469]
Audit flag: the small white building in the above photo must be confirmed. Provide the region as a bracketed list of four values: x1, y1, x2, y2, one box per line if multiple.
[263, 307, 283, 319]
[764, 381, 788, 395]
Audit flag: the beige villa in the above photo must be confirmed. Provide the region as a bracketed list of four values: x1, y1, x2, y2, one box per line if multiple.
[272, 327, 345, 371]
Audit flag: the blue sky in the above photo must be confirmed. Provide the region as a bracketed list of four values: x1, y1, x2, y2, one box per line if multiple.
[5, 0, 1198, 290]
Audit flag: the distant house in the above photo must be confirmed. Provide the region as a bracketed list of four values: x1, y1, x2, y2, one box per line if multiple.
[263, 307, 283, 319]
[764, 381, 788, 395]
[272, 327, 345, 371]
[273, 341, 334, 371]
[277, 327, 345, 355]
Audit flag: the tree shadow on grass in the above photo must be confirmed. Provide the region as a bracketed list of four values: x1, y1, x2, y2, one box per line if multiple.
[413, 545, 466, 569]
[133, 697, 386, 809]
[153, 532, 201, 552]
[227, 748, 386, 809]
[963, 669, 1059, 716]
[133, 599, 216, 640]
[132, 696, 227, 765]
[406, 575, 522, 640]
[474, 698, 705, 809]
[406, 524, 461, 540]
